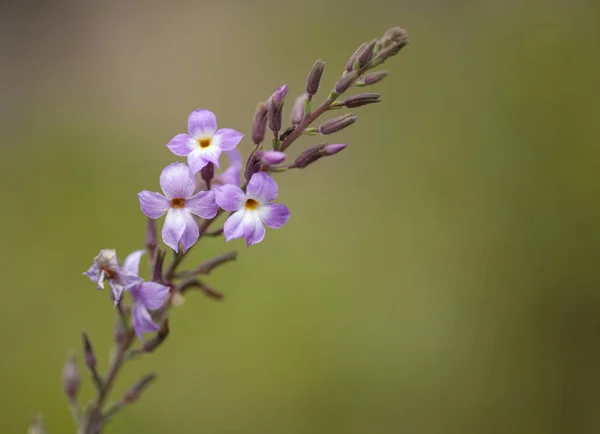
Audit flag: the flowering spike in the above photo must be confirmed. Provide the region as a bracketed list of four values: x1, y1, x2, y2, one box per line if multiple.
[363, 70, 388, 85]
[342, 93, 381, 108]
[318, 114, 357, 135]
[124, 373, 157, 404]
[251, 103, 268, 145]
[306, 60, 325, 96]
[291, 94, 308, 126]
[62, 355, 80, 403]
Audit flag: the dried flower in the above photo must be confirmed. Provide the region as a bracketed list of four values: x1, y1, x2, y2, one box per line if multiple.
[83, 249, 142, 303]
[167, 109, 243, 173]
[138, 163, 218, 252]
[215, 172, 290, 246]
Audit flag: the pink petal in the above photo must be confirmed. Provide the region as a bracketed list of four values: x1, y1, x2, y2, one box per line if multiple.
[122, 250, 145, 275]
[138, 191, 170, 218]
[135, 281, 170, 310]
[132, 302, 159, 340]
[246, 172, 278, 204]
[215, 184, 245, 211]
[259, 203, 290, 229]
[186, 190, 217, 219]
[162, 208, 187, 252]
[159, 163, 195, 199]
[223, 210, 246, 241]
[212, 128, 243, 151]
[166, 133, 195, 156]
[188, 109, 217, 139]
[180, 209, 199, 252]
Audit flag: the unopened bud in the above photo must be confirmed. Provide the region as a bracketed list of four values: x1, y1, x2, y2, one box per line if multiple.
[244, 147, 261, 182]
[81, 331, 97, 370]
[200, 162, 214, 185]
[356, 40, 376, 69]
[141, 319, 169, 353]
[342, 93, 381, 108]
[268, 97, 283, 134]
[124, 373, 156, 404]
[363, 70, 388, 85]
[270, 84, 288, 105]
[319, 114, 357, 135]
[251, 103, 268, 145]
[324, 143, 347, 155]
[62, 355, 80, 402]
[377, 26, 409, 60]
[145, 217, 157, 258]
[293, 144, 325, 168]
[306, 60, 325, 96]
[346, 42, 367, 72]
[291, 93, 308, 126]
[256, 151, 286, 165]
[334, 72, 357, 95]
[152, 248, 165, 282]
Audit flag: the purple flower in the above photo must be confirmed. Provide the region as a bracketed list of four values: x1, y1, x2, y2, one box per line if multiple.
[215, 172, 290, 247]
[83, 249, 143, 304]
[121, 250, 170, 340]
[270, 85, 289, 105]
[167, 109, 244, 174]
[214, 149, 243, 187]
[138, 163, 218, 252]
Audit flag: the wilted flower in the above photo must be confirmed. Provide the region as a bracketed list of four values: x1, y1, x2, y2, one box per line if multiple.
[121, 250, 170, 340]
[166, 109, 244, 173]
[138, 163, 218, 252]
[84, 249, 143, 303]
[215, 172, 290, 247]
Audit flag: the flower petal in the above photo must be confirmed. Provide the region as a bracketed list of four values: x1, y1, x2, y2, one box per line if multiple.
[212, 128, 244, 151]
[122, 250, 145, 275]
[243, 211, 266, 247]
[162, 208, 187, 252]
[166, 133, 196, 156]
[159, 162, 195, 199]
[246, 172, 278, 204]
[186, 190, 217, 219]
[215, 184, 245, 211]
[188, 109, 217, 138]
[187, 145, 222, 173]
[226, 149, 243, 170]
[138, 191, 170, 218]
[135, 281, 170, 310]
[180, 210, 199, 252]
[259, 203, 290, 229]
[223, 210, 246, 241]
[109, 281, 126, 305]
[132, 302, 159, 340]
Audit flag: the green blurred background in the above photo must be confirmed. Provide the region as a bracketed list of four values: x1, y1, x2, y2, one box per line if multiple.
[2, 0, 600, 432]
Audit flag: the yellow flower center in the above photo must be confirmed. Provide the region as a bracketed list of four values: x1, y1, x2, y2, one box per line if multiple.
[245, 198, 259, 210]
[171, 198, 186, 208]
[100, 266, 114, 279]
[198, 138, 211, 148]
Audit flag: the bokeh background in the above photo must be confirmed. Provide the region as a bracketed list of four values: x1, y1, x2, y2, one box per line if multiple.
[2, 0, 600, 432]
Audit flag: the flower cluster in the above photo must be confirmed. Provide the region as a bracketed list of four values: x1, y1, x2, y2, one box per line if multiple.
[69, 25, 409, 434]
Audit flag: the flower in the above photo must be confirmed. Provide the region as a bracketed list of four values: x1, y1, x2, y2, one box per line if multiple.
[166, 109, 244, 173]
[138, 163, 218, 252]
[84, 249, 143, 304]
[215, 172, 290, 247]
[214, 149, 243, 187]
[121, 250, 170, 340]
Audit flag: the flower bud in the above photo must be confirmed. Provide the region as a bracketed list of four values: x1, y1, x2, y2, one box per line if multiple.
[270, 85, 288, 105]
[244, 147, 261, 182]
[306, 60, 325, 96]
[200, 162, 214, 186]
[363, 70, 388, 85]
[251, 103, 268, 145]
[81, 331, 97, 370]
[324, 143, 347, 155]
[124, 373, 156, 404]
[346, 42, 367, 72]
[293, 144, 325, 168]
[334, 72, 357, 95]
[291, 93, 308, 126]
[356, 40, 376, 68]
[318, 114, 357, 135]
[152, 248, 165, 282]
[256, 151, 286, 165]
[342, 93, 381, 108]
[145, 217, 157, 258]
[376, 26, 409, 60]
[62, 355, 80, 402]
[268, 97, 283, 134]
